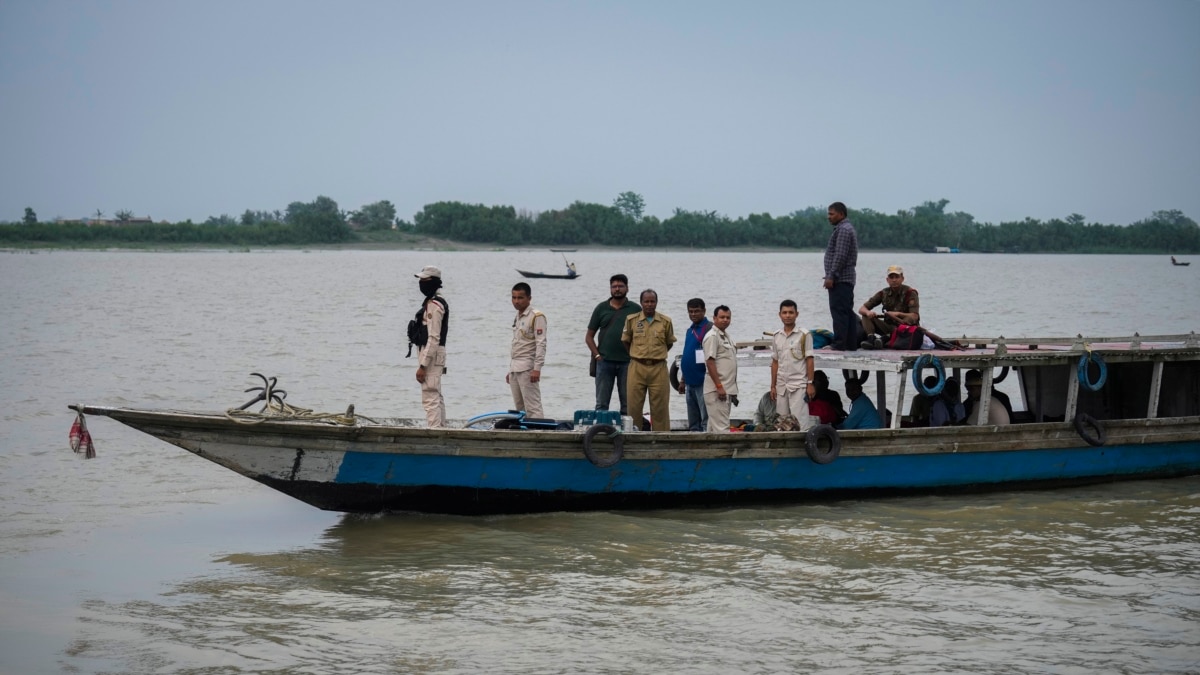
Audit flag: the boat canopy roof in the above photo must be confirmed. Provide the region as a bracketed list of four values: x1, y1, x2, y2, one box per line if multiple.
[731, 333, 1200, 372]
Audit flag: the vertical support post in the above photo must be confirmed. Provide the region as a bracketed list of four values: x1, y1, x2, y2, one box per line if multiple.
[892, 368, 907, 429]
[1034, 367, 1044, 423]
[875, 370, 888, 427]
[1065, 362, 1080, 421]
[978, 364, 994, 425]
[1147, 360, 1163, 419]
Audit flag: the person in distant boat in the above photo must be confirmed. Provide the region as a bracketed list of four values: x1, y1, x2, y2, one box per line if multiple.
[702, 305, 738, 433]
[622, 289, 677, 431]
[963, 370, 1011, 426]
[823, 201, 859, 351]
[770, 299, 816, 430]
[858, 265, 920, 349]
[677, 298, 713, 431]
[586, 274, 640, 415]
[507, 282, 547, 418]
[839, 378, 881, 430]
[414, 265, 448, 428]
[1172, 256, 1178, 264]
[566, 261, 578, 278]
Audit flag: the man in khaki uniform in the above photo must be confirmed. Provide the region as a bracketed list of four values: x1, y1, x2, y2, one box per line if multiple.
[622, 289, 676, 431]
[507, 282, 547, 418]
[702, 305, 738, 433]
[770, 299, 815, 430]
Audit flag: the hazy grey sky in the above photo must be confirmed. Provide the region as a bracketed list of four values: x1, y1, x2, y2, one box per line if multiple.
[2, 0, 1197, 226]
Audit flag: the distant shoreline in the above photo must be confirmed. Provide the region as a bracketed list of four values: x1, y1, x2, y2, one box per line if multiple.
[0, 236, 1189, 256]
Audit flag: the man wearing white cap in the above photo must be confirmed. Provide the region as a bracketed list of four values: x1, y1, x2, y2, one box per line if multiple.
[857, 265, 920, 349]
[413, 265, 448, 427]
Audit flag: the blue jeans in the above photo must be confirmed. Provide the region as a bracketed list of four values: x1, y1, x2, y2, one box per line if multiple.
[828, 282, 858, 350]
[684, 383, 708, 431]
[595, 359, 629, 415]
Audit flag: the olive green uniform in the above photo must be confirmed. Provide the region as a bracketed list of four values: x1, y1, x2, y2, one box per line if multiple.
[622, 311, 676, 431]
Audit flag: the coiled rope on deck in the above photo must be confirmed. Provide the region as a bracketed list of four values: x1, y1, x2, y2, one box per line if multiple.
[223, 373, 373, 426]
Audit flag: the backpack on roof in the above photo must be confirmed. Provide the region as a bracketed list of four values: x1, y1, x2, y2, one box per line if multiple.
[887, 324, 927, 350]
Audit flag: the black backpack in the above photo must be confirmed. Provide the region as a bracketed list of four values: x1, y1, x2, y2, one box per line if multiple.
[406, 297, 449, 357]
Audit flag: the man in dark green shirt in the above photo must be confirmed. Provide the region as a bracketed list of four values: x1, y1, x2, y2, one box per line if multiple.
[585, 274, 640, 415]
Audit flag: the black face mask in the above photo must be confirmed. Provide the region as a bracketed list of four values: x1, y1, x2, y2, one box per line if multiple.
[419, 278, 442, 298]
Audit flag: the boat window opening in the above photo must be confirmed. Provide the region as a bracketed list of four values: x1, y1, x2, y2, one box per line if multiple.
[1018, 365, 1070, 423]
[1158, 361, 1200, 418]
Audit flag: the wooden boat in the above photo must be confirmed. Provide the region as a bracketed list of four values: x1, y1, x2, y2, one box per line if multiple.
[516, 269, 580, 279]
[69, 333, 1200, 515]
[1171, 257, 1190, 266]
[549, 249, 577, 253]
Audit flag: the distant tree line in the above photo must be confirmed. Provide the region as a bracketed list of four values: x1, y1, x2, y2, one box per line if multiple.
[2, 196, 381, 246]
[5, 195, 1198, 253]
[411, 195, 1199, 253]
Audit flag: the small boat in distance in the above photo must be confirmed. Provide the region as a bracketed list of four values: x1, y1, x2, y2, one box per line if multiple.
[517, 269, 581, 279]
[549, 249, 577, 252]
[1171, 256, 1191, 266]
[519, 254, 579, 279]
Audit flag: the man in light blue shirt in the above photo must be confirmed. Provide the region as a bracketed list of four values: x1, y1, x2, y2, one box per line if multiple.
[839, 378, 881, 430]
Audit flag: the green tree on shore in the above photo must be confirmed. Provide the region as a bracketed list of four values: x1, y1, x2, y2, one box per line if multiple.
[2, 197, 1197, 253]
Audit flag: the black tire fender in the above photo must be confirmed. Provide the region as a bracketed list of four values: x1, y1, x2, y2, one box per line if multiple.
[1073, 413, 1107, 447]
[669, 360, 682, 391]
[582, 424, 624, 468]
[992, 366, 1009, 384]
[805, 424, 841, 464]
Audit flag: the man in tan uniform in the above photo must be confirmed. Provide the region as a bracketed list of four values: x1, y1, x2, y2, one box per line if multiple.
[507, 282, 547, 418]
[622, 289, 676, 431]
[414, 265, 448, 428]
[770, 299, 815, 430]
[702, 305, 738, 433]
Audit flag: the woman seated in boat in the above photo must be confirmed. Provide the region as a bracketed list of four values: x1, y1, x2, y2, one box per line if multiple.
[808, 371, 846, 426]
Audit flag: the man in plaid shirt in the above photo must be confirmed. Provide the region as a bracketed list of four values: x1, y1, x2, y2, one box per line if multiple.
[822, 201, 859, 350]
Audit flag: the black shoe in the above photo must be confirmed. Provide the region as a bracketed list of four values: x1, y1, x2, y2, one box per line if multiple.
[873, 336, 884, 349]
[860, 340, 875, 350]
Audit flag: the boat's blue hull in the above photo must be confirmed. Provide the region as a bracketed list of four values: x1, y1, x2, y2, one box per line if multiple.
[257, 440, 1200, 514]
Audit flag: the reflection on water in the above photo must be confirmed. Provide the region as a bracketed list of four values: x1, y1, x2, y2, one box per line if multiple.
[3, 250, 1200, 673]
[67, 479, 1200, 674]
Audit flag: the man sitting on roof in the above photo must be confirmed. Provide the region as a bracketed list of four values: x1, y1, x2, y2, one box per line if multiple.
[858, 265, 920, 349]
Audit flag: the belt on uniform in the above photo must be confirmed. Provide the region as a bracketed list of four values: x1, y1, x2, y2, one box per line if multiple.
[630, 357, 665, 365]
